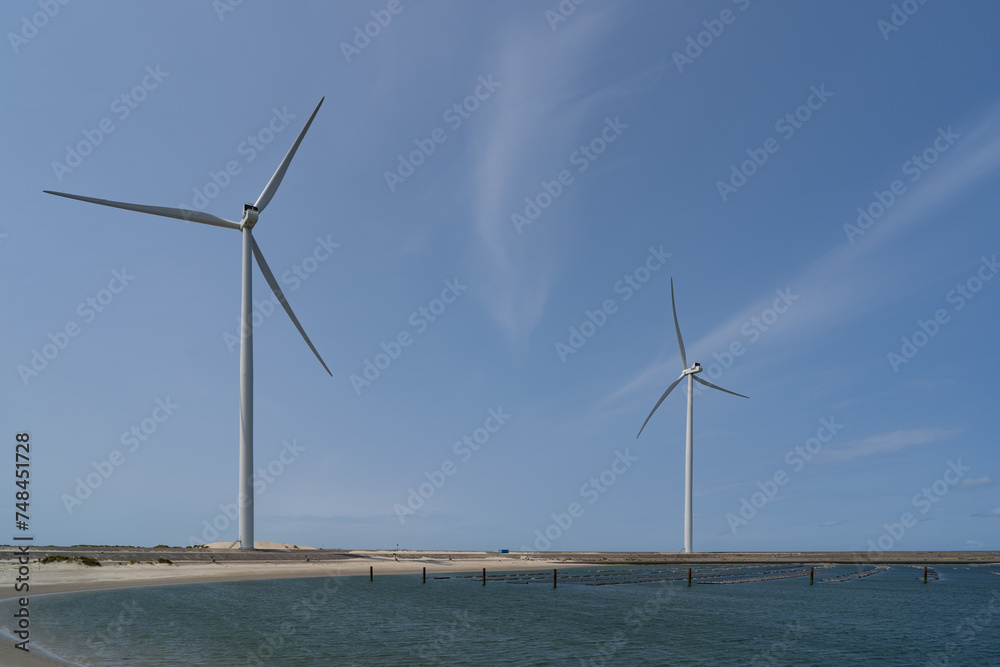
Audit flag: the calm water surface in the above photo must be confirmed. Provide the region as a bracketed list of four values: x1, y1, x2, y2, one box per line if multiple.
[4, 564, 999, 666]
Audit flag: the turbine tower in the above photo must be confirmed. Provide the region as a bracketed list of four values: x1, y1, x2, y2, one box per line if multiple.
[636, 278, 747, 553]
[44, 99, 331, 550]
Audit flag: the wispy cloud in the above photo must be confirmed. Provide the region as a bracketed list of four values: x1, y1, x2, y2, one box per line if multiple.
[601, 102, 1000, 406]
[468, 8, 661, 340]
[980, 507, 1000, 517]
[820, 520, 844, 527]
[820, 427, 956, 462]
[469, 15, 602, 339]
[957, 475, 994, 490]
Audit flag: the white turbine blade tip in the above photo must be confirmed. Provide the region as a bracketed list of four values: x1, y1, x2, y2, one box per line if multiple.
[254, 98, 324, 213]
[251, 238, 332, 375]
[636, 374, 685, 438]
[670, 278, 687, 369]
[44, 190, 240, 230]
[693, 375, 748, 399]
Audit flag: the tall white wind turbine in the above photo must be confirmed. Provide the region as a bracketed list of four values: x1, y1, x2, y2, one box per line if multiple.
[44, 98, 331, 550]
[636, 278, 747, 553]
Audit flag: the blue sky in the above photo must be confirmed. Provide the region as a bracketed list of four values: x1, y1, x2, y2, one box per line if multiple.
[3, 1, 998, 552]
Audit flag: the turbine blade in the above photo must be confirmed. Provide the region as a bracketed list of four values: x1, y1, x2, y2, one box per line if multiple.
[692, 375, 748, 399]
[44, 191, 241, 230]
[251, 237, 332, 376]
[670, 278, 687, 369]
[636, 374, 685, 438]
[254, 98, 324, 213]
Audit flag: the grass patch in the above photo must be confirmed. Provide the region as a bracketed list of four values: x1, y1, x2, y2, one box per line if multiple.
[40, 555, 101, 567]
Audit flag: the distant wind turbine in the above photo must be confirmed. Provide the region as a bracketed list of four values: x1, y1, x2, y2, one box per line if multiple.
[636, 278, 747, 553]
[44, 98, 331, 550]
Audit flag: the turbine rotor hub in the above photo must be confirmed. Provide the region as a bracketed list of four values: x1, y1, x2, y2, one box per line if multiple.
[241, 204, 259, 229]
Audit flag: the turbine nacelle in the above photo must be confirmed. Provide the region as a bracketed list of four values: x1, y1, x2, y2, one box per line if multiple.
[683, 362, 702, 376]
[241, 204, 259, 229]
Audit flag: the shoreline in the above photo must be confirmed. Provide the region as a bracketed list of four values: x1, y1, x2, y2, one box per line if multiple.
[1, 554, 580, 601]
[2, 548, 997, 601]
[0, 553, 580, 667]
[1, 550, 997, 666]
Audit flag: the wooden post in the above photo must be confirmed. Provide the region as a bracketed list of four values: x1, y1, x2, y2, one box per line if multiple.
[369, 565, 373, 582]
[810, 567, 814, 585]
[423, 566, 426, 584]
[924, 566, 928, 583]
[482, 567, 486, 586]
[553, 568, 557, 589]
[688, 568, 692, 586]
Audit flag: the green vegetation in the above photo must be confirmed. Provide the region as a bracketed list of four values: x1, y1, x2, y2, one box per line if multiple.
[156, 557, 172, 565]
[71, 544, 137, 548]
[40, 555, 70, 564]
[40, 555, 101, 567]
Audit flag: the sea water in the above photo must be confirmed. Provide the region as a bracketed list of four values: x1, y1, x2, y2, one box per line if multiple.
[4, 564, 999, 666]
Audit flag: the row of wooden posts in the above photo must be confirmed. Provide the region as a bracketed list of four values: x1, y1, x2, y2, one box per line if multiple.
[365, 565, 931, 586]
[364, 566, 732, 588]
[804, 566, 929, 585]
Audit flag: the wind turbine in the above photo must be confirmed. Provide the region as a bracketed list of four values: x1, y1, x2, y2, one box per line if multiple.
[636, 278, 747, 553]
[44, 98, 331, 550]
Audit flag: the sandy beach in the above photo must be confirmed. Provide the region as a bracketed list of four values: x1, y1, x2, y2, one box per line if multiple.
[0, 547, 572, 666]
